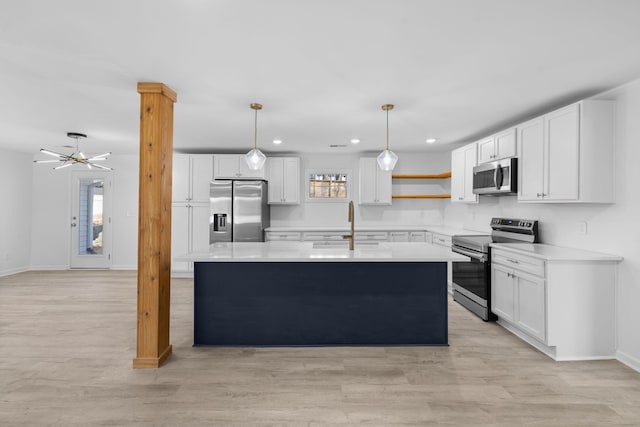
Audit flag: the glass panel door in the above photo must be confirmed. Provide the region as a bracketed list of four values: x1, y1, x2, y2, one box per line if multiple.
[71, 172, 111, 269]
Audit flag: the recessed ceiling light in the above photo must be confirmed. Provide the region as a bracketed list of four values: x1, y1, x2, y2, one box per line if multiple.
[273, 139, 283, 145]
[350, 139, 360, 144]
[426, 138, 437, 144]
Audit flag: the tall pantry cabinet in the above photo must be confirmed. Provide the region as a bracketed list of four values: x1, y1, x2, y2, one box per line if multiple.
[171, 154, 213, 273]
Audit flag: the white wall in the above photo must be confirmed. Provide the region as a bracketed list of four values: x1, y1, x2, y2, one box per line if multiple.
[30, 154, 139, 269]
[270, 151, 452, 227]
[0, 149, 33, 276]
[444, 78, 640, 372]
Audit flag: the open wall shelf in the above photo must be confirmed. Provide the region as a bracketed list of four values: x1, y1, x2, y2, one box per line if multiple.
[391, 171, 452, 179]
[392, 194, 451, 199]
[391, 171, 451, 199]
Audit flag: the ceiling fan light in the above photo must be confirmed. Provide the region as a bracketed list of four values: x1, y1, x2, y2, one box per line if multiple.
[245, 148, 266, 170]
[54, 162, 73, 170]
[377, 149, 398, 171]
[40, 149, 63, 158]
[35, 132, 113, 170]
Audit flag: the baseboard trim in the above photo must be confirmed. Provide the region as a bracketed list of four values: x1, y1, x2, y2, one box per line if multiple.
[0, 266, 30, 278]
[111, 265, 137, 270]
[617, 350, 640, 373]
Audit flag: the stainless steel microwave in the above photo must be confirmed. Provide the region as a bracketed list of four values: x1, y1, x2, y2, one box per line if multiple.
[472, 158, 517, 195]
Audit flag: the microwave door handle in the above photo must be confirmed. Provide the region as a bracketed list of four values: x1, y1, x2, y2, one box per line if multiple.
[495, 165, 504, 189]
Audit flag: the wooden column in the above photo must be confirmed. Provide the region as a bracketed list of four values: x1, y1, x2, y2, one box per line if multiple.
[133, 82, 177, 369]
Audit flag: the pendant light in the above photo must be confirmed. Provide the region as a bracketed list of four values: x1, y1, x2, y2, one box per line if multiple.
[245, 102, 266, 170]
[377, 104, 398, 171]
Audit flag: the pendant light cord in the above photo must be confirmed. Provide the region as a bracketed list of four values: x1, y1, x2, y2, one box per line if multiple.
[386, 108, 390, 150]
[254, 107, 258, 150]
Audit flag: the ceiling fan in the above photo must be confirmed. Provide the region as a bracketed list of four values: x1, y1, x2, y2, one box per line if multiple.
[34, 132, 112, 170]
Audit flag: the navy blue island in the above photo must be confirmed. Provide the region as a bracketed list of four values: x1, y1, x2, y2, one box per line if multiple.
[181, 241, 469, 347]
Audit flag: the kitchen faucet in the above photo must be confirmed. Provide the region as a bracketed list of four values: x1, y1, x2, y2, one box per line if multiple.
[342, 200, 355, 250]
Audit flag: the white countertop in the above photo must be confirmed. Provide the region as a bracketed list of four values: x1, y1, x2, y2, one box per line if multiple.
[177, 241, 471, 263]
[266, 224, 487, 236]
[490, 243, 623, 262]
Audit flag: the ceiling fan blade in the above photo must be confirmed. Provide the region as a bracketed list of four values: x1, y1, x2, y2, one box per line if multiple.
[40, 149, 65, 158]
[54, 162, 73, 170]
[88, 152, 111, 160]
[34, 159, 63, 164]
[89, 163, 113, 171]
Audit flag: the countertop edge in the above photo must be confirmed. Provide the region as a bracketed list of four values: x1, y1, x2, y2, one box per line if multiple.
[266, 225, 487, 236]
[490, 243, 624, 262]
[176, 242, 470, 263]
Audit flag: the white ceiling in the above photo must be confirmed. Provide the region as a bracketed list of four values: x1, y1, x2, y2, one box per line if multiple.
[2, 0, 640, 158]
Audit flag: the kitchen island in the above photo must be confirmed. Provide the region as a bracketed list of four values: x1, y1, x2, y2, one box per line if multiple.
[179, 241, 469, 347]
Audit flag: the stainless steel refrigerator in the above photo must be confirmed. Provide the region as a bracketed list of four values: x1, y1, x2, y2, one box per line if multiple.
[209, 180, 270, 243]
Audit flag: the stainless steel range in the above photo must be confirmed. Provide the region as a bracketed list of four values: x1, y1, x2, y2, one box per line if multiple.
[451, 218, 539, 321]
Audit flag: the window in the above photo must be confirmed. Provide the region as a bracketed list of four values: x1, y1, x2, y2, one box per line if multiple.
[305, 169, 351, 202]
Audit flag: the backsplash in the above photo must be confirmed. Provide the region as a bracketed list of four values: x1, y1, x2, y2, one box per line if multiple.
[270, 151, 452, 227]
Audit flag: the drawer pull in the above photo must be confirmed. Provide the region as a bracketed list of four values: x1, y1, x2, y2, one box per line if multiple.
[507, 258, 519, 264]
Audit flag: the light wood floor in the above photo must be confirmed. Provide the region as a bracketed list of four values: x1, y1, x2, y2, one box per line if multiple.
[1, 270, 639, 426]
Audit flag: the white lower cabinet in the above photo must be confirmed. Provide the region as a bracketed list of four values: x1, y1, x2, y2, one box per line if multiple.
[302, 232, 345, 242]
[491, 264, 516, 322]
[491, 262, 545, 342]
[432, 233, 452, 247]
[491, 246, 618, 360]
[265, 231, 301, 241]
[388, 231, 409, 242]
[514, 271, 546, 342]
[355, 231, 388, 241]
[171, 203, 210, 274]
[431, 232, 453, 292]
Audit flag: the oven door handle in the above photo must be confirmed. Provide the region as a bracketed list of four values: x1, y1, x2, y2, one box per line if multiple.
[452, 246, 488, 262]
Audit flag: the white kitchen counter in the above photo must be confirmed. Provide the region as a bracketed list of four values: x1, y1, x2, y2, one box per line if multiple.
[490, 243, 623, 262]
[177, 241, 470, 263]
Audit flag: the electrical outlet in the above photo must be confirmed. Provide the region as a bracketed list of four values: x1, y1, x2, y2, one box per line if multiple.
[578, 221, 587, 235]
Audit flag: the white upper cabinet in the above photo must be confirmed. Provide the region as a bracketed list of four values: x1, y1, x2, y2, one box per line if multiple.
[358, 157, 392, 205]
[266, 157, 300, 205]
[451, 143, 478, 203]
[172, 154, 213, 203]
[213, 154, 266, 180]
[477, 127, 517, 164]
[518, 100, 614, 203]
